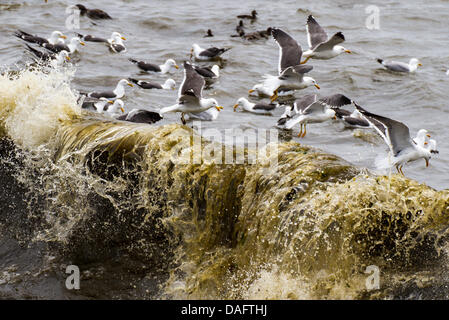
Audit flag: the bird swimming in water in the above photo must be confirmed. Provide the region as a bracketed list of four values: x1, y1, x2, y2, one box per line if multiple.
[376, 58, 422, 73]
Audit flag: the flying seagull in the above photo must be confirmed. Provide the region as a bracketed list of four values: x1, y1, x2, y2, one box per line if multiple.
[354, 102, 434, 175]
[301, 15, 351, 64]
[249, 28, 319, 101]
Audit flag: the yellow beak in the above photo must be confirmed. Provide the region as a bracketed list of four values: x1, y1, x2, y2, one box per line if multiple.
[120, 107, 125, 113]
[65, 56, 71, 61]
[314, 84, 320, 90]
[61, 35, 67, 39]
[345, 49, 352, 53]
[121, 37, 126, 41]
[424, 142, 428, 145]
[128, 83, 134, 87]
[80, 41, 85, 46]
[248, 89, 255, 93]
[233, 104, 239, 112]
[108, 100, 114, 104]
[427, 134, 431, 138]
[175, 65, 179, 69]
[418, 63, 423, 66]
[216, 106, 223, 111]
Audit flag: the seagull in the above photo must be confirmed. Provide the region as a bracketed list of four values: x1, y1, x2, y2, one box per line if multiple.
[41, 37, 85, 54]
[116, 108, 163, 124]
[301, 15, 351, 64]
[237, 10, 257, 20]
[72, 4, 112, 19]
[190, 44, 230, 61]
[377, 58, 422, 73]
[354, 102, 434, 175]
[233, 97, 277, 114]
[103, 99, 125, 116]
[76, 31, 125, 44]
[193, 65, 220, 79]
[24, 44, 70, 67]
[108, 33, 126, 53]
[249, 28, 320, 101]
[80, 97, 113, 113]
[284, 94, 352, 137]
[14, 30, 66, 45]
[128, 58, 179, 74]
[128, 78, 176, 90]
[159, 62, 223, 124]
[83, 79, 134, 100]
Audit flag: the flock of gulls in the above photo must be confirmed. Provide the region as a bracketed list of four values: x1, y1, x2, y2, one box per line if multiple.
[13, 3, 439, 176]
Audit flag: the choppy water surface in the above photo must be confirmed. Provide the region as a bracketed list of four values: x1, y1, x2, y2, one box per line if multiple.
[0, 0, 449, 299]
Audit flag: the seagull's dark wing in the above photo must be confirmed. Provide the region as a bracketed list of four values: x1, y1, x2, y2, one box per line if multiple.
[354, 103, 413, 156]
[178, 62, 205, 103]
[313, 32, 345, 52]
[253, 103, 277, 111]
[381, 61, 411, 72]
[272, 28, 302, 74]
[306, 15, 328, 50]
[199, 47, 229, 57]
[319, 94, 351, 108]
[88, 91, 116, 99]
[117, 110, 162, 124]
[293, 94, 317, 113]
[193, 66, 215, 78]
[128, 78, 162, 89]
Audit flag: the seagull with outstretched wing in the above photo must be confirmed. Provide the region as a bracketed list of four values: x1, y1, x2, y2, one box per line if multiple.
[354, 102, 435, 175]
[301, 15, 351, 64]
[159, 62, 223, 124]
[284, 94, 351, 137]
[249, 28, 320, 101]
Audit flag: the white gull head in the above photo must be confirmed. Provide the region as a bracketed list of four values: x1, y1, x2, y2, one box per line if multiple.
[161, 59, 179, 73]
[162, 79, 176, 90]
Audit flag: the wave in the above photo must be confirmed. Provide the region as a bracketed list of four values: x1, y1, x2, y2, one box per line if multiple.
[1, 66, 449, 299]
